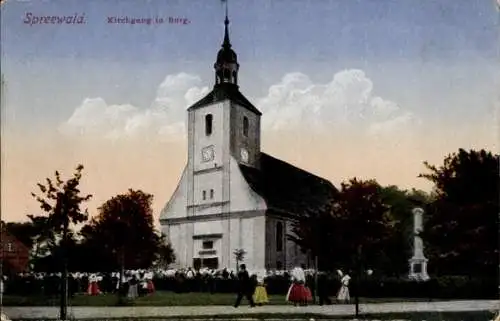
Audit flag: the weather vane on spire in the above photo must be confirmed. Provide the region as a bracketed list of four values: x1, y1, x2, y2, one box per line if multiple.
[220, 0, 231, 48]
[221, 0, 229, 20]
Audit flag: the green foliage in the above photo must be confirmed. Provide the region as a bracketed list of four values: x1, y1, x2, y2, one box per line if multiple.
[419, 149, 499, 276]
[80, 189, 175, 271]
[233, 248, 246, 271]
[289, 148, 497, 278]
[29, 164, 92, 270]
[289, 178, 394, 272]
[31, 164, 92, 233]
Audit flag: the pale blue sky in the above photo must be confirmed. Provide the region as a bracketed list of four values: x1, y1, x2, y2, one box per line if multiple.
[1, 0, 498, 129]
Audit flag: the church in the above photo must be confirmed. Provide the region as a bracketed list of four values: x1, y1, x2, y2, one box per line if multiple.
[159, 13, 336, 272]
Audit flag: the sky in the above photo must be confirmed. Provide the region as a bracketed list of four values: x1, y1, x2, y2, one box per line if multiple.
[1, 0, 499, 223]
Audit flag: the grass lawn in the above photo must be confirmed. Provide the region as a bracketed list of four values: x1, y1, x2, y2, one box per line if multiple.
[2, 291, 441, 306]
[9, 312, 498, 321]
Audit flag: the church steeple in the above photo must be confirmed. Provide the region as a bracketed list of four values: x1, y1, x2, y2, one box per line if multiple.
[214, 7, 239, 87]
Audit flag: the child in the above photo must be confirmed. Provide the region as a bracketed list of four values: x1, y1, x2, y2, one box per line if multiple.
[252, 272, 269, 306]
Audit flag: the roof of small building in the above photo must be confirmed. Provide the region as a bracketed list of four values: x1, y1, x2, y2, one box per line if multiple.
[239, 153, 337, 217]
[187, 83, 262, 115]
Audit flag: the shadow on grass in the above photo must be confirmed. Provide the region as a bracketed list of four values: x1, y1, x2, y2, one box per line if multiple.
[2, 292, 444, 307]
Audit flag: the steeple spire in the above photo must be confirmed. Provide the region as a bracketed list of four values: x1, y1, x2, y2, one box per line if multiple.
[214, 0, 239, 87]
[222, 10, 231, 49]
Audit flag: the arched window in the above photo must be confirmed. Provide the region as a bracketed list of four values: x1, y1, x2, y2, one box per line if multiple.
[276, 221, 283, 252]
[210, 189, 214, 199]
[205, 114, 213, 136]
[243, 116, 249, 137]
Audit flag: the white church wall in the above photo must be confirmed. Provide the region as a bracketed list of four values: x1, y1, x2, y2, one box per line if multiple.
[229, 157, 267, 212]
[165, 223, 189, 269]
[159, 167, 187, 220]
[193, 170, 224, 206]
[193, 221, 224, 235]
[241, 218, 254, 270]
[193, 102, 225, 172]
[228, 217, 240, 270]
[252, 216, 266, 271]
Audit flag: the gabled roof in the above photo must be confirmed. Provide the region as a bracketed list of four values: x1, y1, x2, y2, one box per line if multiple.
[187, 83, 262, 115]
[239, 153, 337, 217]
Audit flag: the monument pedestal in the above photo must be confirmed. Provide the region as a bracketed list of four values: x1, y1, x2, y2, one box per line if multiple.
[408, 257, 429, 281]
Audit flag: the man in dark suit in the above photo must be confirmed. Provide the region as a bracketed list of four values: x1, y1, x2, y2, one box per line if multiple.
[233, 264, 255, 308]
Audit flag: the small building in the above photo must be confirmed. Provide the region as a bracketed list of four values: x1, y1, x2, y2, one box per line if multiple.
[159, 14, 337, 271]
[0, 222, 30, 275]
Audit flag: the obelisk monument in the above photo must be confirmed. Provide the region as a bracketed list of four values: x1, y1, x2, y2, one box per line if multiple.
[408, 207, 430, 281]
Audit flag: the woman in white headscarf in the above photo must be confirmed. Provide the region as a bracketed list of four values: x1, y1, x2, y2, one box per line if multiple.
[286, 265, 310, 306]
[336, 271, 351, 303]
[87, 274, 101, 296]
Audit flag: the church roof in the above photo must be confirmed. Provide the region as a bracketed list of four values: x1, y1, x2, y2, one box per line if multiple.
[239, 153, 337, 217]
[187, 83, 262, 115]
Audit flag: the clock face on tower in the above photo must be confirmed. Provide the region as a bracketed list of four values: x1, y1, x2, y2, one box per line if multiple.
[201, 145, 215, 162]
[240, 148, 249, 163]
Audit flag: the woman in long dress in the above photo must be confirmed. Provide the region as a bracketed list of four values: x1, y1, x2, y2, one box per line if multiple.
[146, 271, 155, 294]
[87, 274, 100, 296]
[252, 271, 269, 306]
[337, 274, 351, 303]
[127, 273, 139, 299]
[286, 266, 311, 306]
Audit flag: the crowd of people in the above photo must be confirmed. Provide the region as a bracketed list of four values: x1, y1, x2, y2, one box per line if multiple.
[1, 265, 352, 306]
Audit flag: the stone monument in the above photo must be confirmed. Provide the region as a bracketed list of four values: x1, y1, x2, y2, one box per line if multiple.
[408, 207, 430, 281]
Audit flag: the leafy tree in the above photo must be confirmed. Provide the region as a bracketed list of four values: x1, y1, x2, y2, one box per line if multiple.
[82, 189, 173, 273]
[287, 201, 337, 270]
[155, 234, 176, 269]
[419, 149, 499, 277]
[334, 178, 392, 271]
[233, 249, 246, 271]
[31, 164, 92, 240]
[30, 164, 92, 318]
[289, 178, 392, 272]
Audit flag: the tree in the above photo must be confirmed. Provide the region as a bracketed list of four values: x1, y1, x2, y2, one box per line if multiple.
[233, 249, 246, 271]
[82, 189, 173, 273]
[31, 164, 92, 319]
[289, 178, 392, 273]
[155, 234, 176, 269]
[287, 202, 337, 270]
[419, 148, 499, 277]
[334, 178, 392, 271]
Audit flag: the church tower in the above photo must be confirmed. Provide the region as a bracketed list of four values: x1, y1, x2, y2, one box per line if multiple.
[174, 10, 264, 267]
[185, 11, 262, 209]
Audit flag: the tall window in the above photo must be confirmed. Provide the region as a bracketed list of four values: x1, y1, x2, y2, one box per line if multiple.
[243, 116, 249, 137]
[210, 189, 214, 199]
[276, 221, 283, 252]
[205, 114, 213, 136]
[202, 190, 206, 200]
